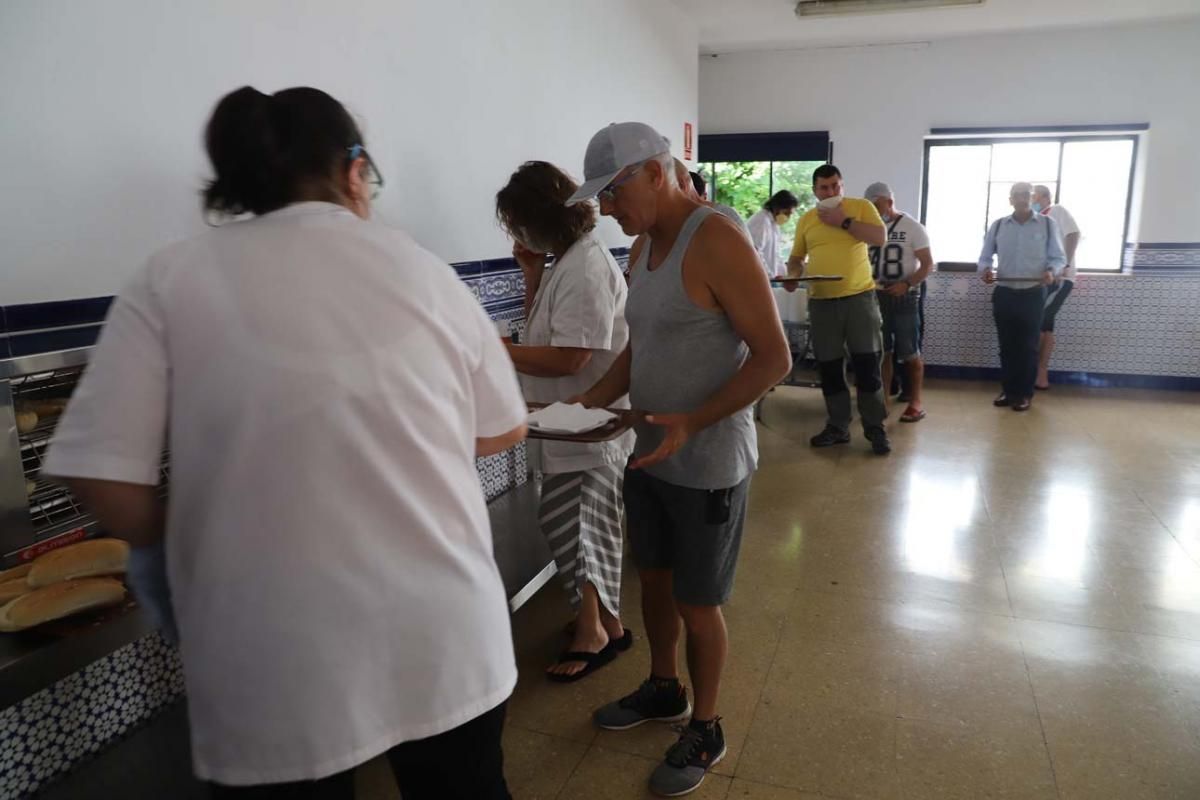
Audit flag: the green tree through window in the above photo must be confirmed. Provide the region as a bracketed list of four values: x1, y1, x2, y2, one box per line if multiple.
[698, 161, 823, 255]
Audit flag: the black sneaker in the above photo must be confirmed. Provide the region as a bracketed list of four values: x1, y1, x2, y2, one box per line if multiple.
[865, 426, 891, 456]
[993, 393, 1010, 407]
[649, 718, 727, 797]
[810, 425, 851, 448]
[593, 678, 691, 731]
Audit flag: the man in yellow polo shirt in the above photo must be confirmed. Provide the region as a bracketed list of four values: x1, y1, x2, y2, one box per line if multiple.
[785, 164, 890, 455]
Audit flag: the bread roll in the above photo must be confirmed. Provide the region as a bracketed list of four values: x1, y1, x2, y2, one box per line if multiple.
[27, 399, 68, 417]
[0, 564, 32, 583]
[0, 578, 125, 632]
[27, 539, 130, 588]
[0, 578, 31, 604]
[15, 410, 38, 434]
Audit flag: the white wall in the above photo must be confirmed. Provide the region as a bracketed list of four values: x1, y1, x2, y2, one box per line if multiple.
[0, 0, 698, 304]
[699, 17, 1200, 243]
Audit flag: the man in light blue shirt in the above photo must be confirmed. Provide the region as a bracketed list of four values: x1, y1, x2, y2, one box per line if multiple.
[978, 182, 1067, 411]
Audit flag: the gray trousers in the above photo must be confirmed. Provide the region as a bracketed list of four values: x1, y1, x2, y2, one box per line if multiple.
[809, 289, 888, 433]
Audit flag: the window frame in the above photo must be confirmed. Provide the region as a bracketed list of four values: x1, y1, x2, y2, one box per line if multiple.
[920, 133, 1140, 273]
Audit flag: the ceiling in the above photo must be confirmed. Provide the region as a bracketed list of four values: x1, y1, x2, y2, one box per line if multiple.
[681, 0, 1200, 54]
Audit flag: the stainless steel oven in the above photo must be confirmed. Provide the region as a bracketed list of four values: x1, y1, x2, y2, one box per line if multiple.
[0, 348, 168, 567]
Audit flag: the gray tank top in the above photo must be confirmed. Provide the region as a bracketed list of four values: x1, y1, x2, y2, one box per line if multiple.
[625, 206, 758, 490]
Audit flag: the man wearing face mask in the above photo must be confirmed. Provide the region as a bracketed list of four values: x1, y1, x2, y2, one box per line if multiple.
[1031, 184, 1080, 390]
[784, 165, 889, 454]
[747, 191, 800, 277]
[864, 182, 934, 423]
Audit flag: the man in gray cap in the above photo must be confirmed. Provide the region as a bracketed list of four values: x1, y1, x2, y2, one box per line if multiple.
[864, 181, 933, 422]
[570, 122, 790, 797]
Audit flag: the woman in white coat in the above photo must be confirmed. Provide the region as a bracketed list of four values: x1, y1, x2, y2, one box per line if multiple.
[46, 86, 526, 799]
[746, 190, 801, 277]
[496, 162, 635, 682]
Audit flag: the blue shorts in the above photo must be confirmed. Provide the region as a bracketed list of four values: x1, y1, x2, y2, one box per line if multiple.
[877, 290, 921, 362]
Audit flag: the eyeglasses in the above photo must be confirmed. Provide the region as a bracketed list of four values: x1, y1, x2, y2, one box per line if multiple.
[597, 165, 642, 203]
[347, 144, 384, 200]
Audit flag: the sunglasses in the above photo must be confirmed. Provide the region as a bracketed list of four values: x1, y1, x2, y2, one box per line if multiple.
[347, 144, 384, 199]
[597, 165, 642, 202]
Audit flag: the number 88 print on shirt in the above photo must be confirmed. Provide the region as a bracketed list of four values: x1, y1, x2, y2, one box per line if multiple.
[869, 213, 931, 285]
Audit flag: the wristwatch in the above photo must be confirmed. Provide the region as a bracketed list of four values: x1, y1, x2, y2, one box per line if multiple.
[840, 217, 853, 230]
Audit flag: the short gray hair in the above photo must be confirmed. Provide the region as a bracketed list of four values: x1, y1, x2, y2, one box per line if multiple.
[1032, 184, 1053, 201]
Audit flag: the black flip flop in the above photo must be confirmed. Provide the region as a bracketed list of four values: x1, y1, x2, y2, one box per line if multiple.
[563, 621, 634, 651]
[546, 645, 618, 684]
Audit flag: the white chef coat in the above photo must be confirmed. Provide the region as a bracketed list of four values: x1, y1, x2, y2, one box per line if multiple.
[747, 208, 784, 277]
[44, 202, 527, 785]
[519, 232, 633, 474]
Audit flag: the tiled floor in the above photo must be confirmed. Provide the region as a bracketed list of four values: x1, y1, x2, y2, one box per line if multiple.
[362, 379, 1200, 799]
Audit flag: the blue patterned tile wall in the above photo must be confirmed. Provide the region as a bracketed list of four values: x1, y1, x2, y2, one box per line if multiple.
[923, 259, 1200, 379]
[0, 633, 184, 800]
[462, 261, 530, 497]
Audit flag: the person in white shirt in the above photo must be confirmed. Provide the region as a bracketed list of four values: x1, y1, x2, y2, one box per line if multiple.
[865, 182, 934, 422]
[44, 85, 527, 800]
[746, 191, 801, 277]
[1032, 185, 1081, 390]
[495, 161, 634, 682]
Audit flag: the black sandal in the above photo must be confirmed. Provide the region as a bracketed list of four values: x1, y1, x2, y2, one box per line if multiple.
[563, 622, 633, 652]
[546, 645, 618, 683]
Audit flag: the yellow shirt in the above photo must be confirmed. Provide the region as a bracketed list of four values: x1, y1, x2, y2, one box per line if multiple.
[789, 197, 884, 299]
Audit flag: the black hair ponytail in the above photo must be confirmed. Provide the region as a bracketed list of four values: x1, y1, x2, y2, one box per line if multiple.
[203, 86, 364, 218]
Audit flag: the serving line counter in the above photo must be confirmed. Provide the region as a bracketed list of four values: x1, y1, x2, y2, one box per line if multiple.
[0, 342, 554, 799]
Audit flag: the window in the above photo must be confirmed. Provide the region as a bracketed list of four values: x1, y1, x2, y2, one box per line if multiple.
[697, 160, 825, 254]
[921, 134, 1138, 272]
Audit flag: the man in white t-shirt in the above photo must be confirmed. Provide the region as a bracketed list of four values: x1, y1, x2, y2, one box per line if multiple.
[1032, 185, 1081, 390]
[865, 182, 934, 422]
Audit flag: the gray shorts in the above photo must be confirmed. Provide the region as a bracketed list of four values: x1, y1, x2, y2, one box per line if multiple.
[878, 290, 921, 361]
[808, 289, 884, 361]
[624, 468, 750, 607]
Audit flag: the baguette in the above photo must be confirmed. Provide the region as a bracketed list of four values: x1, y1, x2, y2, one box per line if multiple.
[27, 539, 130, 588]
[0, 564, 32, 584]
[0, 578, 126, 632]
[0, 578, 31, 604]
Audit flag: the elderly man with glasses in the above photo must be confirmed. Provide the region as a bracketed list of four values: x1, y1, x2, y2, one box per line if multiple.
[978, 181, 1067, 412]
[568, 122, 790, 797]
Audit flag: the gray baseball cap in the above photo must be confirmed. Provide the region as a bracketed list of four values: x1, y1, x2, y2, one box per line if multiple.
[864, 182, 893, 200]
[566, 122, 671, 205]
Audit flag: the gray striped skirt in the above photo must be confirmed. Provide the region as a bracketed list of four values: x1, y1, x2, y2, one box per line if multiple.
[538, 464, 625, 617]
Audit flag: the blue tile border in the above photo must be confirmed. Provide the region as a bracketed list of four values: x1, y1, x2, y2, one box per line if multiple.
[3, 297, 113, 333]
[925, 364, 1200, 391]
[1124, 242, 1200, 273]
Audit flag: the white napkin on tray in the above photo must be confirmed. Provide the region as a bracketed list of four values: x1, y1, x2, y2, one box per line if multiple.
[528, 402, 616, 434]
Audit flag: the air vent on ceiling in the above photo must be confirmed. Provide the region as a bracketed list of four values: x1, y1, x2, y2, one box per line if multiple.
[795, 0, 985, 17]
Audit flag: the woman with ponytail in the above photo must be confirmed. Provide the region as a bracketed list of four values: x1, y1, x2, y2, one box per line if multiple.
[45, 86, 525, 799]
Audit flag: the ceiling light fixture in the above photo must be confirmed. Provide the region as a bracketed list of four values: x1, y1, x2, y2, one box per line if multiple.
[795, 0, 985, 18]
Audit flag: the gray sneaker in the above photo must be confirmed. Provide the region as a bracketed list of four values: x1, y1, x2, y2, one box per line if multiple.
[649, 719, 727, 797]
[593, 678, 691, 731]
